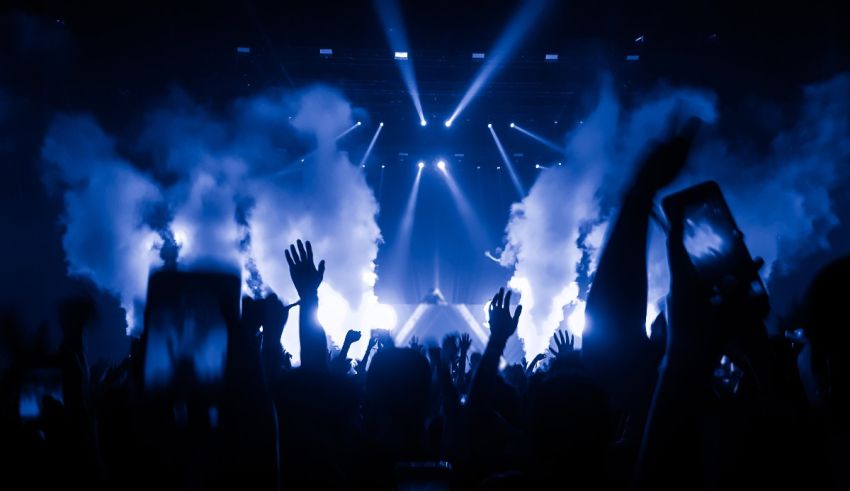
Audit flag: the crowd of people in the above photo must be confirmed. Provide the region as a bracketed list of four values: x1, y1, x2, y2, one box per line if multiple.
[1, 123, 848, 490]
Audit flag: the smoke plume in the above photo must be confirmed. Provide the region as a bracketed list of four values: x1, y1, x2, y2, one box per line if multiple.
[42, 86, 389, 361]
[501, 74, 850, 356]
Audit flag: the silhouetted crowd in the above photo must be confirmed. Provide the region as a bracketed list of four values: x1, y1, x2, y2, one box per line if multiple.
[2, 122, 848, 490]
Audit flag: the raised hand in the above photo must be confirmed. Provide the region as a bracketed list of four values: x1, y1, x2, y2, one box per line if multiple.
[459, 333, 472, 353]
[285, 239, 325, 300]
[526, 352, 546, 374]
[409, 336, 423, 353]
[488, 288, 522, 344]
[344, 329, 362, 345]
[633, 117, 701, 195]
[549, 329, 575, 358]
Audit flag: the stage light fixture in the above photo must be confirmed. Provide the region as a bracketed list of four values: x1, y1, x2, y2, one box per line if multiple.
[487, 123, 493, 128]
[510, 122, 515, 128]
[420, 119, 427, 127]
[472, 52, 485, 59]
[544, 53, 559, 61]
[535, 164, 541, 169]
[437, 160, 447, 171]
[356, 121, 362, 126]
[444, 120, 452, 128]
[379, 122, 384, 127]
[394, 51, 408, 60]
[319, 48, 333, 56]
[417, 161, 425, 169]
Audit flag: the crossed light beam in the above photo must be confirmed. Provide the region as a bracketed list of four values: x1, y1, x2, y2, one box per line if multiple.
[444, 0, 549, 127]
[359, 122, 384, 166]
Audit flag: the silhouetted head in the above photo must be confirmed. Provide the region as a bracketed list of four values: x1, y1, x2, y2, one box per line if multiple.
[799, 255, 850, 412]
[364, 348, 431, 456]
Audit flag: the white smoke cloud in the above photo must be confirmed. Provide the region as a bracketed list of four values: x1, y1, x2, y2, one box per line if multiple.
[42, 86, 390, 359]
[42, 115, 163, 331]
[501, 74, 850, 356]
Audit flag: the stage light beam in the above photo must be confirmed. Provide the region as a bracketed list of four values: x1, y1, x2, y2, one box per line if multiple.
[511, 123, 563, 153]
[375, 0, 427, 127]
[437, 159, 447, 171]
[358, 123, 384, 166]
[488, 126, 526, 197]
[445, 0, 548, 126]
[417, 161, 425, 169]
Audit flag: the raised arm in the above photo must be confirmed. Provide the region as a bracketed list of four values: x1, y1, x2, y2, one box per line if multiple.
[583, 119, 700, 411]
[285, 239, 328, 371]
[470, 288, 522, 405]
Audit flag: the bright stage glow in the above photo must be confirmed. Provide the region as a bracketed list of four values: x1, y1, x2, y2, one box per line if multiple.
[356, 121, 362, 126]
[394, 51, 408, 60]
[445, 0, 548, 126]
[379, 122, 384, 127]
[420, 119, 427, 127]
[535, 164, 541, 169]
[444, 120, 452, 128]
[437, 159, 447, 171]
[566, 300, 586, 336]
[417, 161, 425, 169]
[487, 123, 493, 128]
[510, 122, 515, 128]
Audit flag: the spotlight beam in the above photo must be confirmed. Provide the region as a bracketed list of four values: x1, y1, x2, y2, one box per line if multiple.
[445, 0, 548, 126]
[374, 0, 426, 125]
[359, 124, 384, 166]
[389, 166, 424, 278]
[439, 167, 488, 246]
[335, 121, 362, 141]
[488, 126, 526, 197]
[512, 124, 562, 153]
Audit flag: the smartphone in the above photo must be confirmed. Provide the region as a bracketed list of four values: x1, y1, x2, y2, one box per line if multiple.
[662, 181, 768, 310]
[143, 270, 240, 392]
[19, 368, 63, 421]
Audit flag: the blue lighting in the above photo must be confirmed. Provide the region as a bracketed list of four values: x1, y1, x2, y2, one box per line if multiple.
[445, 0, 548, 125]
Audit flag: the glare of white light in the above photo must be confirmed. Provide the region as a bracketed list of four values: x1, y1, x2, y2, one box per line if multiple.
[379, 122, 384, 127]
[645, 302, 659, 338]
[487, 123, 493, 128]
[361, 270, 378, 287]
[317, 284, 351, 342]
[420, 119, 427, 127]
[557, 162, 562, 166]
[363, 300, 398, 332]
[417, 161, 425, 169]
[394, 51, 408, 60]
[496, 166, 501, 170]
[566, 301, 586, 336]
[535, 164, 541, 169]
[437, 160, 447, 171]
[356, 121, 362, 126]
[510, 122, 515, 128]
[381, 164, 386, 169]
[444, 120, 452, 128]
